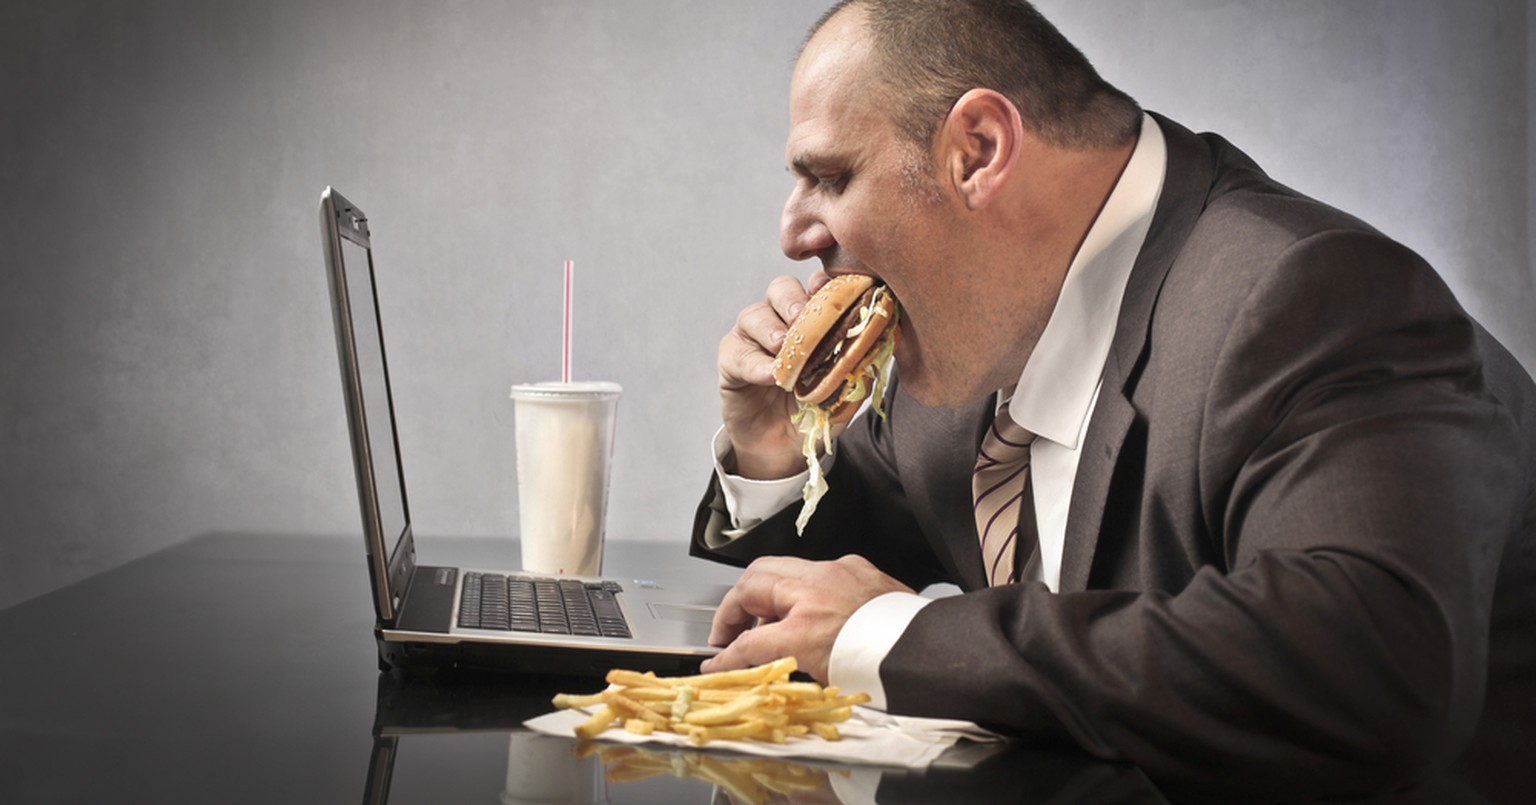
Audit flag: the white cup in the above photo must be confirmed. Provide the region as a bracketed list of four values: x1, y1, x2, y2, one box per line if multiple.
[509, 381, 621, 576]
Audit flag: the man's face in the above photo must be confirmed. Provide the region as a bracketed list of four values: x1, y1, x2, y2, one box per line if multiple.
[779, 10, 1020, 407]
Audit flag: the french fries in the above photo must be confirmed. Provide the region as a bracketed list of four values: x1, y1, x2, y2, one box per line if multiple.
[551, 657, 870, 746]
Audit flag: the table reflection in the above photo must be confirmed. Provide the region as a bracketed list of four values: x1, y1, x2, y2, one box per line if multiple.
[524, 738, 841, 805]
[364, 671, 1168, 804]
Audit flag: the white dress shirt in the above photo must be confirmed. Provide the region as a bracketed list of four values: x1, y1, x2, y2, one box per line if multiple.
[712, 113, 1166, 708]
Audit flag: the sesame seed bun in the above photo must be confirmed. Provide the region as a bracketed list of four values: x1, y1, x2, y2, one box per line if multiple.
[771, 274, 899, 414]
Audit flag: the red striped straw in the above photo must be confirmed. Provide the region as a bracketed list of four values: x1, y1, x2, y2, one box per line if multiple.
[562, 260, 573, 384]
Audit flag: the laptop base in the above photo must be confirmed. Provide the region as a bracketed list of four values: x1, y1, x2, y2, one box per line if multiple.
[376, 631, 709, 678]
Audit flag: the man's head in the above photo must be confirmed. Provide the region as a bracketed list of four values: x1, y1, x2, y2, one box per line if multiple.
[780, 0, 1141, 406]
[809, 0, 1141, 154]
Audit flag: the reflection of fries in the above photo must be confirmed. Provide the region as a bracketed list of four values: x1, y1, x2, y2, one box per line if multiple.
[583, 743, 839, 805]
[551, 657, 869, 746]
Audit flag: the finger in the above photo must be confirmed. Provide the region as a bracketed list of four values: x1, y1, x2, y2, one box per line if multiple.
[806, 269, 834, 295]
[706, 556, 808, 646]
[720, 274, 813, 389]
[701, 621, 787, 674]
[734, 299, 794, 355]
[720, 290, 804, 388]
[765, 274, 812, 328]
[707, 584, 762, 648]
[719, 319, 781, 388]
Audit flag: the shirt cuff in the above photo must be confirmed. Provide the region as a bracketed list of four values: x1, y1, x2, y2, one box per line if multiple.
[828, 591, 932, 712]
[710, 426, 835, 541]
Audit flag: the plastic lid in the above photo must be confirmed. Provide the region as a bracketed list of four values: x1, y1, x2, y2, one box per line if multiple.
[509, 381, 622, 401]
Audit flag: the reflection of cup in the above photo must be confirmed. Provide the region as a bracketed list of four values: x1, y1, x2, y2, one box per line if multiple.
[509, 381, 622, 576]
[502, 732, 607, 805]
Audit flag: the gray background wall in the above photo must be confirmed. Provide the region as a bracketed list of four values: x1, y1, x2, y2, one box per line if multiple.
[2, 0, 1532, 613]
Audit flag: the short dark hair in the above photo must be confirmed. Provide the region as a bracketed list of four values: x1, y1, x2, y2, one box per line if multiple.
[808, 0, 1141, 150]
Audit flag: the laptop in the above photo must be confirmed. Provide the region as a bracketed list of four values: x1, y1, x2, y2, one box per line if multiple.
[318, 186, 728, 677]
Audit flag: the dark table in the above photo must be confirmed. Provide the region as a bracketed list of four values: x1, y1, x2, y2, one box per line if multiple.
[0, 532, 1472, 803]
[0, 532, 1167, 803]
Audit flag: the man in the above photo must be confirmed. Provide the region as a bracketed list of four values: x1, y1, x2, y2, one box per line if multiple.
[692, 0, 1535, 799]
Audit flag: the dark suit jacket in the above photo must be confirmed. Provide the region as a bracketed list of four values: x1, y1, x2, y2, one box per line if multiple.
[691, 114, 1536, 801]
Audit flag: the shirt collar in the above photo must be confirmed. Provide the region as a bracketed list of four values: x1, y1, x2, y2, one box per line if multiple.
[1007, 113, 1167, 447]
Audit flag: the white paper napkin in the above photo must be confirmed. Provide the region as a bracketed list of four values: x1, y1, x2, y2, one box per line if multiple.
[523, 705, 1004, 768]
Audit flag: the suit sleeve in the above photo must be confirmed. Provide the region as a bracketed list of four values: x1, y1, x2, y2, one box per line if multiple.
[690, 375, 952, 592]
[879, 231, 1527, 797]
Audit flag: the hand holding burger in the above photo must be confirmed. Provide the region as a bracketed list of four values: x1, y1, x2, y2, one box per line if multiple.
[716, 273, 901, 530]
[770, 274, 900, 532]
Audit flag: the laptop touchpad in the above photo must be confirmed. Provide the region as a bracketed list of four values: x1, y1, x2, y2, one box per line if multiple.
[648, 602, 718, 623]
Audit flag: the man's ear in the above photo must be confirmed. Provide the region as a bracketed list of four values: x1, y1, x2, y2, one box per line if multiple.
[938, 89, 1023, 210]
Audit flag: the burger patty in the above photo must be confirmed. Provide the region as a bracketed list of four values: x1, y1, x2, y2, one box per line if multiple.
[795, 286, 878, 400]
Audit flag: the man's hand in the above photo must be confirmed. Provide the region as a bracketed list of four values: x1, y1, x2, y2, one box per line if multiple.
[718, 272, 834, 480]
[702, 554, 913, 683]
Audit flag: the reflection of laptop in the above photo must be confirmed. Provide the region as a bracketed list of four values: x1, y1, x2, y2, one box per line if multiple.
[319, 186, 727, 677]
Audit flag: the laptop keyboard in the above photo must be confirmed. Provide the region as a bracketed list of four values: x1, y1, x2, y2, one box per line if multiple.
[456, 572, 632, 639]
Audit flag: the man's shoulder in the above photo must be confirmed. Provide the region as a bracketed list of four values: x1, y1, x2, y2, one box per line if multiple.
[1151, 114, 1386, 257]
[1197, 157, 1385, 259]
[1149, 114, 1411, 297]
[1137, 130, 1467, 391]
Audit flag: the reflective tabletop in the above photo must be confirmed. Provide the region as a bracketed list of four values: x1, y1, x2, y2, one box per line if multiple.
[0, 533, 1474, 803]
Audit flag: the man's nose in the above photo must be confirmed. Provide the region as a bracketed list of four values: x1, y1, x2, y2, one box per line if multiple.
[780, 193, 834, 262]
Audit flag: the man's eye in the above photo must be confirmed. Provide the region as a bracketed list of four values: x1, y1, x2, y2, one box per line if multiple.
[818, 173, 850, 193]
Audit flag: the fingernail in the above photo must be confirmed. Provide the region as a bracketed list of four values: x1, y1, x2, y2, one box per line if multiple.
[788, 303, 804, 321]
[770, 328, 786, 348]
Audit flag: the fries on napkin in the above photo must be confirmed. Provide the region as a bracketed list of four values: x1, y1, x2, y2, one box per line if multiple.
[551, 657, 870, 746]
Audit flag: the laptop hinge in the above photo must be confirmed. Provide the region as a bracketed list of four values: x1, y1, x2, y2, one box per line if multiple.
[380, 529, 418, 627]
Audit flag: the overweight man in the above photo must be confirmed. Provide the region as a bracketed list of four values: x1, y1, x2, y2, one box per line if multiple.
[690, 0, 1536, 799]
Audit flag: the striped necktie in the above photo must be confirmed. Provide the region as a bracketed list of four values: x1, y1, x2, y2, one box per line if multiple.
[973, 395, 1035, 586]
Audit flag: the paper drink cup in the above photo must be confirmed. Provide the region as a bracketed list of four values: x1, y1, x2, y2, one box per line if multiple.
[509, 381, 621, 576]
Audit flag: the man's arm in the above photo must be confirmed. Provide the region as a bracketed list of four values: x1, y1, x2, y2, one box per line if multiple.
[694, 272, 955, 684]
[690, 420, 944, 685]
[691, 383, 950, 592]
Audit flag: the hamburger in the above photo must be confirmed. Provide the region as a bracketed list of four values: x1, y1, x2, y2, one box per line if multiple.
[771, 274, 901, 533]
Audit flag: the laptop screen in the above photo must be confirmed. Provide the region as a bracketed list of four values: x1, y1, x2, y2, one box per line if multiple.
[337, 230, 411, 560]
